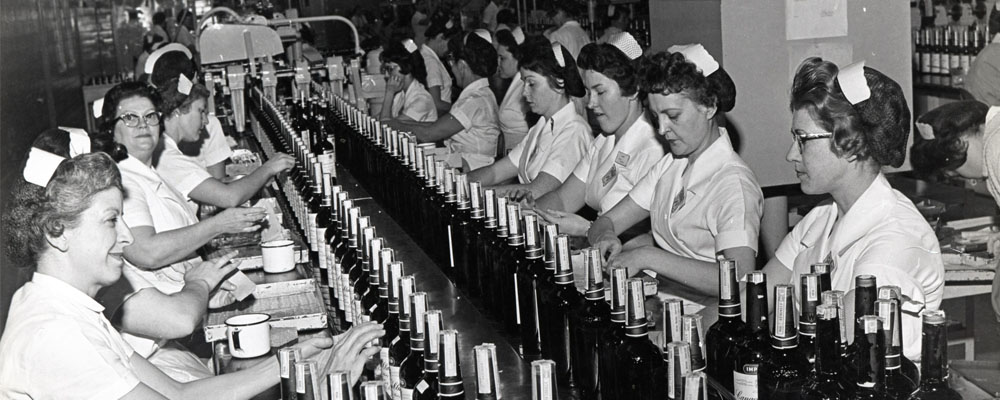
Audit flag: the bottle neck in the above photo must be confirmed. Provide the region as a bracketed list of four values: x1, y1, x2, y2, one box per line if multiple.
[854, 330, 886, 389]
[814, 318, 842, 374]
[919, 321, 950, 384]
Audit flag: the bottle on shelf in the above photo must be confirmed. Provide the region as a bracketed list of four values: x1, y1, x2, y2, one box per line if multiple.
[531, 360, 559, 400]
[437, 330, 465, 398]
[706, 258, 745, 393]
[374, 248, 395, 324]
[399, 291, 429, 400]
[569, 247, 611, 400]
[615, 277, 665, 399]
[543, 234, 584, 386]
[474, 344, 501, 400]
[516, 213, 544, 358]
[598, 267, 629, 399]
[799, 273, 822, 364]
[415, 310, 444, 400]
[850, 315, 887, 400]
[759, 284, 810, 399]
[801, 304, 850, 400]
[876, 299, 916, 400]
[906, 310, 961, 400]
[389, 275, 416, 400]
[733, 271, 770, 400]
[328, 370, 354, 400]
[536, 224, 560, 360]
[664, 341, 692, 399]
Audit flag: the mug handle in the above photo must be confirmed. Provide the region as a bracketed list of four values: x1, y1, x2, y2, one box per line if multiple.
[232, 328, 242, 352]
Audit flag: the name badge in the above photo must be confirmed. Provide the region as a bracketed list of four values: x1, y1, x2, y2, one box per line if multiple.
[614, 151, 631, 167]
[602, 166, 617, 186]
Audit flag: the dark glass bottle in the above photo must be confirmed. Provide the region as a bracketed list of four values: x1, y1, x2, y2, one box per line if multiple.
[536, 223, 560, 360]
[543, 234, 584, 386]
[361, 240, 385, 323]
[760, 284, 810, 399]
[464, 181, 486, 298]
[515, 214, 544, 358]
[360, 381, 386, 400]
[800, 273, 822, 364]
[684, 371, 709, 400]
[373, 249, 395, 324]
[314, 172, 333, 293]
[850, 315, 887, 400]
[328, 370, 354, 400]
[531, 360, 558, 400]
[877, 286, 919, 386]
[450, 173, 471, 289]
[705, 258, 745, 393]
[279, 348, 303, 400]
[378, 261, 401, 395]
[598, 267, 629, 400]
[876, 299, 917, 400]
[498, 202, 523, 334]
[485, 196, 511, 320]
[663, 341, 692, 399]
[732, 271, 770, 400]
[614, 277, 664, 399]
[295, 360, 320, 400]
[437, 330, 465, 398]
[415, 310, 443, 400]
[811, 263, 832, 294]
[682, 314, 707, 373]
[476, 188, 499, 308]
[336, 206, 361, 330]
[822, 290, 850, 358]
[473, 344, 501, 400]
[399, 292, 429, 400]
[437, 167, 457, 273]
[352, 225, 376, 305]
[569, 247, 611, 400]
[802, 304, 850, 400]
[906, 310, 961, 400]
[389, 274, 415, 400]
[847, 275, 879, 369]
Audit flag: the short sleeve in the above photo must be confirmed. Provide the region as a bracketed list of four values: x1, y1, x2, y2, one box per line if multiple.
[121, 175, 154, 228]
[982, 109, 1000, 206]
[26, 322, 140, 399]
[425, 60, 443, 89]
[403, 92, 438, 122]
[571, 140, 599, 182]
[706, 168, 763, 253]
[628, 156, 672, 211]
[198, 117, 234, 167]
[539, 122, 591, 182]
[157, 149, 213, 199]
[774, 218, 809, 272]
[448, 97, 476, 130]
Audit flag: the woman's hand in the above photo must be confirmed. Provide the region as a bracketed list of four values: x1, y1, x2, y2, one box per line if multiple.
[536, 209, 591, 237]
[385, 74, 405, 95]
[261, 153, 296, 176]
[184, 251, 239, 292]
[606, 246, 654, 271]
[209, 207, 266, 234]
[305, 322, 385, 386]
[593, 234, 623, 267]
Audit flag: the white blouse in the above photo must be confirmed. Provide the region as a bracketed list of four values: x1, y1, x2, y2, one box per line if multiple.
[391, 79, 438, 122]
[571, 116, 664, 214]
[445, 78, 501, 170]
[498, 72, 530, 153]
[506, 102, 591, 184]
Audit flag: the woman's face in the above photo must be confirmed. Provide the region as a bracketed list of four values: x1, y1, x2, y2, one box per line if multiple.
[427, 34, 448, 57]
[497, 45, 518, 79]
[113, 96, 160, 162]
[647, 91, 716, 159]
[521, 68, 564, 117]
[584, 69, 633, 136]
[953, 126, 986, 179]
[170, 98, 208, 143]
[63, 188, 133, 288]
[382, 61, 405, 81]
[786, 108, 851, 195]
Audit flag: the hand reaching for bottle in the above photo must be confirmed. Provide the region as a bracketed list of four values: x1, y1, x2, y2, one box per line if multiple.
[184, 251, 239, 294]
[308, 322, 385, 386]
[210, 206, 266, 234]
[262, 153, 296, 176]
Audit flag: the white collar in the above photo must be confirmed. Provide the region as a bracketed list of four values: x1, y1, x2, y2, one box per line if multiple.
[458, 78, 491, 100]
[544, 101, 577, 128]
[799, 174, 895, 255]
[561, 20, 581, 29]
[681, 129, 737, 195]
[30, 272, 106, 313]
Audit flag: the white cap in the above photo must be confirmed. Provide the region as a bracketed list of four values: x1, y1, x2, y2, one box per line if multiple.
[667, 43, 719, 76]
[607, 32, 642, 60]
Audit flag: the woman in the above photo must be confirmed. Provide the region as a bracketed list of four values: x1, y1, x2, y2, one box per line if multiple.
[0, 151, 383, 399]
[420, 13, 461, 113]
[534, 34, 665, 236]
[154, 77, 295, 210]
[761, 58, 945, 360]
[587, 45, 762, 298]
[467, 41, 591, 200]
[546, 1, 590, 60]
[389, 29, 500, 171]
[494, 28, 531, 154]
[96, 82, 267, 379]
[379, 38, 438, 123]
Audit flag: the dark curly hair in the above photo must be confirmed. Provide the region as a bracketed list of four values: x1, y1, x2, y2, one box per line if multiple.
[910, 100, 990, 175]
[158, 78, 211, 117]
[518, 41, 586, 98]
[638, 51, 736, 113]
[790, 57, 911, 168]
[381, 40, 429, 86]
[447, 31, 498, 78]
[495, 29, 519, 55]
[577, 42, 640, 97]
[149, 50, 196, 88]
[4, 151, 122, 274]
[425, 12, 461, 40]
[97, 81, 162, 162]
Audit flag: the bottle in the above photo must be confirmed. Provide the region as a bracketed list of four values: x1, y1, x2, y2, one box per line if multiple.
[361, 381, 387, 400]
[877, 286, 919, 385]
[516, 213, 544, 358]
[664, 341, 692, 399]
[615, 278, 665, 399]
[375, 249, 396, 325]
[437, 330, 465, 398]
[661, 299, 684, 352]
[295, 360, 321, 400]
[930, 29, 942, 79]
[498, 203, 524, 334]
[361, 238, 384, 321]
[439, 167, 458, 273]
[683, 371, 709, 400]
[906, 310, 961, 400]
[379, 260, 401, 395]
[400, 291, 429, 400]
[682, 315, 707, 373]
[352, 225, 376, 305]
[568, 247, 611, 400]
[315, 173, 334, 296]
[543, 234, 584, 386]
[390, 275, 416, 400]
[598, 267, 629, 399]
[847, 276, 879, 376]
[536, 224, 560, 360]
[337, 206, 361, 330]
[531, 360, 559, 400]
[476, 189, 500, 307]
[328, 370, 354, 400]
[801, 304, 850, 400]
[800, 273, 822, 364]
[279, 348, 304, 400]
[465, 181, 486, 297]
[474, 344, 501, 400]
[326, 189, 346, 314]
[486, 196, 511, 319]
[415, 310, 444, 400]
[850, 315, 887, 400]
[733, 271, 770, 400]
[876, 299, 917, 400]
[920, 29, 933, 82]
[706, 258, 745, 393]
[451, 173, 472, 288]
[822, 290, 850, 358]
[759, 284, 810, 399]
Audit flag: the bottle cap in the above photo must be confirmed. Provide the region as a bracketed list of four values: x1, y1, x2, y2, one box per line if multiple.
[531, 360, 557, 400]
[474, 344, 501, 397]
[625, 278, 649, 335]
[771, 284, 799, 348]
[609, 267, 629, 321]
[682, 314, 706, 371]
[584, 248, 605, 299]
[424, 310, 444, 371]
[666, 341, 692, 398]
[661, 299, 684, 346]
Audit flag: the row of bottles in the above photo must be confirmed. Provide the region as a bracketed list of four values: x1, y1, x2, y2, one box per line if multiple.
[913, 25, 987, 86]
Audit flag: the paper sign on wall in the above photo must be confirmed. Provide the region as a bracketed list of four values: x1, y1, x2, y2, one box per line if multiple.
[786, 0, 848, 40]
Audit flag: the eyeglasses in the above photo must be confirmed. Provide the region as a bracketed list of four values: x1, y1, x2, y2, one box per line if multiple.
[791, 129, 833, 151]
[116, 111, 161, 127]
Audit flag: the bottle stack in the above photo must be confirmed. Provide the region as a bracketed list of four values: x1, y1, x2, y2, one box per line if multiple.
[913, 25, 986, 86]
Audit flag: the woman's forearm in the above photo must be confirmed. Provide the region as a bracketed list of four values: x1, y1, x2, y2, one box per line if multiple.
[124, 223, 219, 270]
[635, 246, 721, 296]
[180, 356, 279, 400]
[119, 280, 211, 339]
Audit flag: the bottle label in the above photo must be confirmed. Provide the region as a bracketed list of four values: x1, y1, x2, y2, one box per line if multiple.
[921, 53, 931, 73]
[540, 370, 553, 400]
[721, 272, 732, 301]
[317, 228, 328, 271]
[733, 365, 759, 400]
[279, 352, 290, 378]
[950, 55, 960, 72]
[400, 388, 413, 400]
[513, 276, 521, 324]
[391, 366, 402, 399]
[447, 225, 455, 268]
[416, 380, 429, 393]
[444, 334, 457, 376]
[320, 152, 336, 179]
[307, 213, 318, 250]
[477, 354, 491, 393]
[296, 364, 307, 393]
[775, 294, 789, 338]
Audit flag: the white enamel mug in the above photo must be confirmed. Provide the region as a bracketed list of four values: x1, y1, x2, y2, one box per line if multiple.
[261, 239, 295, 273]
[226, 313, 271, 358]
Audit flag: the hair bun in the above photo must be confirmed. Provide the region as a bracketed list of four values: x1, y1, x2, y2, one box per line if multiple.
[709, 68, 736, 113]
[844, 67, 910, 168]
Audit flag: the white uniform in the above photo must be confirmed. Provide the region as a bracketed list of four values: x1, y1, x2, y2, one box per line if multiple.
[445, 78, 500, 170]
[498, 72, 530, 153]
[983, 106, 1000, 206]
[506, 102, 591, 184]
[420, 44, 453, 104]
[548, 20, 591, 60]
[197, 116, 234, 169]
[571, 116, 664, 214]
[157, 135, 212, 211]
[482, 1, 499, 32]
[629, 131, 763, 261]
[774, 173, 945, 361]
[0, 273, 141, 399]
[391, 79, 438, 122]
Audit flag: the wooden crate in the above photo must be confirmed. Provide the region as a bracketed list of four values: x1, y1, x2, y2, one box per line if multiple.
[203, 276, 327, 342]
